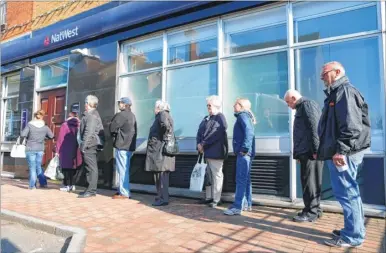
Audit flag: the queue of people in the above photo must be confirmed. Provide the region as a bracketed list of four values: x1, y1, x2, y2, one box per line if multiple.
[20, 61, 370, 248]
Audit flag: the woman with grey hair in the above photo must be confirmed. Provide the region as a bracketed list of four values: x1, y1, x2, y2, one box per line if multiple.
[145, 100, 176, 206]
[196, 95, 228, 207]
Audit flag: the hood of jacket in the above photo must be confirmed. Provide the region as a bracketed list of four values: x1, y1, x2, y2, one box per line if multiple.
[234, 110, 254, 121]
[67, 117, 79, 127]
[29, 120, 45, 128]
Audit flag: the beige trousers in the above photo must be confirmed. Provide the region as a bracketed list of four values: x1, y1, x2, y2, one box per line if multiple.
[205, 158, 224, 203]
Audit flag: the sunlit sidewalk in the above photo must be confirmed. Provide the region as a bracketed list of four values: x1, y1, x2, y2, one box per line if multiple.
[1, 178, 385, 253]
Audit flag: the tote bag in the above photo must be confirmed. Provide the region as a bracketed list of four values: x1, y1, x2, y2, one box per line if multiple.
[10, 137, 26, 158]
[189, 154, 207, 192]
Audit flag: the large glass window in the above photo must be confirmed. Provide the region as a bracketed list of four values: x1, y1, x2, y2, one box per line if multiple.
[294, 2, 378, 43]
[168, 24, 217, 64]
[39, 59, 69, 88]
[119, 71, 162, 138]
[122, 37, 163, 72]
[166, 63, 217, 137]
[2, 73, 21, 142]
[224, 6, 287, 55]
[295, 37, 383, 151]
[223, 52, 289, 136]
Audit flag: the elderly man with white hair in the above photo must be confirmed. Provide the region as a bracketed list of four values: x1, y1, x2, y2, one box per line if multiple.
[145, 100, 176, 206]
[79, 95, 104, 198]
[284, 89, 323, 222]
[196, 95, 228, 208]
[318, 61, 371, 248]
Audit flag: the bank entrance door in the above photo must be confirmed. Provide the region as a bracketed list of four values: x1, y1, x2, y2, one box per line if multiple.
[39, 88, 66, 165]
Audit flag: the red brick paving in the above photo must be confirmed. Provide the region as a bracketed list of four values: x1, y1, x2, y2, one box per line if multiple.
[1, 178, 385, 253]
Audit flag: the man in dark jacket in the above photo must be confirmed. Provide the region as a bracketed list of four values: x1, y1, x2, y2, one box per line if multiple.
[109, 97, 137, 199]
[284, 89, 324, 222]
[79, 95, 104, 198]
[318, 62, 370, 248]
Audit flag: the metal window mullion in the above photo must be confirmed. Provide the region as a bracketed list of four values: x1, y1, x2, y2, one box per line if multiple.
[162, 31, 167, 101]
[287, 2, 297, 202]
[217, 18, 223, 109]
[119, 67, 163, 78]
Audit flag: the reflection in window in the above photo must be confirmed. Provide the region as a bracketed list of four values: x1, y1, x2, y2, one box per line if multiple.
[124, 37, 163, 72]
[39, 59, 69, 88]
[223, 52, 289, 136]
[168, 25, 217, 64]
[295, 4, 377, 43]
[295, 37, 383, 150]
[119, 71, 162, 138]
[6, 74, 20, 97]
[166, 63, 217, 137]
[4, 97, 20, 142]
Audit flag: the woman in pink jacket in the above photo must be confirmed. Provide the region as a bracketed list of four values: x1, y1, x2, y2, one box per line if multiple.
[56, 112, 83, 192]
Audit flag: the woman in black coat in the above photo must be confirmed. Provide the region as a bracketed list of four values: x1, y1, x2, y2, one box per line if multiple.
[145, 100, 176, 206]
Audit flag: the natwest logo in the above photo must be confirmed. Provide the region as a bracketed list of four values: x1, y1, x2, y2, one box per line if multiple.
[44, 26, 79, 46]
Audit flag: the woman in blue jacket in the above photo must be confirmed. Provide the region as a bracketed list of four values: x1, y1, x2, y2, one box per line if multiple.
[224, 98, 256, 216]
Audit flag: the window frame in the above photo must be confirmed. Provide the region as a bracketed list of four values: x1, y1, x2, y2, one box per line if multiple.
[35, 57, 70, 92]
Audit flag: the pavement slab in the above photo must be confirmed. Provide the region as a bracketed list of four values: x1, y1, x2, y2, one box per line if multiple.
[1, 178, 385, 253]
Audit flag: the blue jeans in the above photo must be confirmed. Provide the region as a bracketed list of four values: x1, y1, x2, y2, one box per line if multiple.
[233, 154, 252, 210]
[115, 149, 132, 198]
[326, 151, 366, 245]
[26, 151, 47, 188]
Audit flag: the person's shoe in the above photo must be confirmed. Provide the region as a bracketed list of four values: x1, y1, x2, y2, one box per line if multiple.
[29, 187, 36, 190]
[208, 201, 222, 208]
[332, 230, 341, 238]
[78, 192, 96, 198]
[324, 237, 362, 248]
[40, 185, 48, 188]
[152, 201, 168, 206]
[198, 199, 213, 204]
[70, 185, 76, 192]
[243, 206, 252, 212]
[112, 194, 128, 199]
[60, 186, 70, 192]
[293, 213, 318, 222]
[224, 208, 241, 216]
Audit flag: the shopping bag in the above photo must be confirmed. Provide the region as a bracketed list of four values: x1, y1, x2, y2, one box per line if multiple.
[10, 137, 26, 158]
[189, 154, 207, 192]
[45, 155, 60, 180]
[204, 164, 213, 187]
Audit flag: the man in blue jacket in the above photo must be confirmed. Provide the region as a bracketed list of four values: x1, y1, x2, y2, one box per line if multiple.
[284, 89, 324, 223]
[318, 62, 371, 248]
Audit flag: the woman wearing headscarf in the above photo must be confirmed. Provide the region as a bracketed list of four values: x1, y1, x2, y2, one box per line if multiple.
[145, 100, 176, 206]
[224, 98, 256, 215]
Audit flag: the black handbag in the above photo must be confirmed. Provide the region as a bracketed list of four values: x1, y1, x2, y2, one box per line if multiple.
[162, 133, 179, 157]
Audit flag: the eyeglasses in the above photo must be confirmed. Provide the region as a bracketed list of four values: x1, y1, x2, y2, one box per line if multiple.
[207, 104, 212, 108]
[321, 69, 336, 78]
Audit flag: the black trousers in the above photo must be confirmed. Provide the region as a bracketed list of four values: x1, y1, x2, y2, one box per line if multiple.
[154, 172, 170, 203]
[83, 152, 98, 194]
[299, 155, 324, 217]
[62, 169, 76, 186]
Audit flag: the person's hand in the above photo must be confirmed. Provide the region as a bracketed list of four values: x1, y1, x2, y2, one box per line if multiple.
[313, 154, 317, 160]
[197, 144, 203, 153]
[332, 153, 345, 167]
[240, 152, 247, 156]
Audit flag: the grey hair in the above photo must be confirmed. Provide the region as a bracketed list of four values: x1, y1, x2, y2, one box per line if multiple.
[206, 95, 222, 109]
[323, 61, 346, 76]
[85, 95, 98, 108]
[155, 100, 170, 111]
[283, 89, 302, 100]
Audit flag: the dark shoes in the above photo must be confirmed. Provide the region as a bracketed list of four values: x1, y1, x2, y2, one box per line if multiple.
[293, 213, 318, 222]
[78, 192, 96, 198]
[152, 201, 168, 206]
[208, 201, 222, 208]
[324, 237, 362, 248]
[198, 199, 213, 205]
[332, 229, 340, 238]
[112, 193, 129, 199]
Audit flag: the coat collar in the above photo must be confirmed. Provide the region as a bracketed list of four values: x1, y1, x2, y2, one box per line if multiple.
[324, 76, 349, 96]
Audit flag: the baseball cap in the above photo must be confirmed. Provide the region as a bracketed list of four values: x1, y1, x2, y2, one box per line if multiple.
[117, 97, 132, 105]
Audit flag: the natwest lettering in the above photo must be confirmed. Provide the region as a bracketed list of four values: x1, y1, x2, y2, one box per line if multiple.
[50, 26, 79, 44]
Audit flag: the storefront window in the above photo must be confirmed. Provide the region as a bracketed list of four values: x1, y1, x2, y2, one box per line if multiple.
[168, 24, 217, 64]
[166, 63, 217, 137]
[295, 37, 383, 151]
[39, 59, 69, 88]
[122, 37, 163, 72]
[119, 71, 162, 138]
[223, 51, 289, 137]
[294, 2, 378, 43]
[224, 6, 287, 55]
[2, 73, 21, 142]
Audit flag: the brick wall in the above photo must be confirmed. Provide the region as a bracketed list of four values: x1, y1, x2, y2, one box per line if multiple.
[1, 0, 109, 41]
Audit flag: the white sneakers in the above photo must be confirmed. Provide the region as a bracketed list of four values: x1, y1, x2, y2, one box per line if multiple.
[60, 185, 76, 192]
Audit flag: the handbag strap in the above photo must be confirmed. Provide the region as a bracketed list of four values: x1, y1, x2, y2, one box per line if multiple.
[197, 153, 205, 164]
[16, 137, 21, 145]
[21, 137, 26, 146]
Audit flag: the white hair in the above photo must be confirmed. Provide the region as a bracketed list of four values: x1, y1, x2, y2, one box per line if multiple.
[85, 95, 99, 108]
[155, 100, 170, 111]
[284, 89, 302, 100]
[206, 95, 222, 109]
[323, 61, 346, 77]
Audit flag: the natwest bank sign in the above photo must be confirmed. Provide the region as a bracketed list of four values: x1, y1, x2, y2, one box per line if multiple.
[44, 26, 79, 46]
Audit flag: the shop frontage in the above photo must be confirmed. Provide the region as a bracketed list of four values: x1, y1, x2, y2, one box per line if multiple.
[1, 1, 385, 216]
